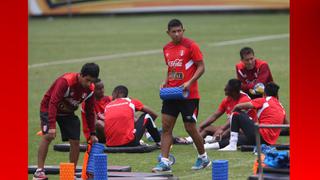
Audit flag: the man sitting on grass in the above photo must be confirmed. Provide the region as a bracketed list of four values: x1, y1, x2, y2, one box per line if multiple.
[104, 85, 161, 147]
[219, 82, 287, 151]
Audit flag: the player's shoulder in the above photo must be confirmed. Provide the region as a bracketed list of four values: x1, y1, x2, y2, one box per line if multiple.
[236, 61, 245, 70]
[181, 37, 196, 48]
[61, 72, 78, 86]
[255, 59, 269, 67]
[163, 41, 174, 50]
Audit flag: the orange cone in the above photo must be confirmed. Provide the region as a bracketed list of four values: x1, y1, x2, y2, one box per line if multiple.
[60, 162, 74, 180]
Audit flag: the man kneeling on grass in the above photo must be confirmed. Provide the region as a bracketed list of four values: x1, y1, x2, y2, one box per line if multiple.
[104, 85, 161, 147]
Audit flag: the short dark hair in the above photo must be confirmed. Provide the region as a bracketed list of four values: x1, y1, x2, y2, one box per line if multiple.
[240, 47, 254, 59]
[168, 19, 183, 31]
[264, 82, 279, 97]
[227, 79, 242, 93]
[94, 78, 101, 84]
[113, 85, 128, 97]
[80, 63, 100, 78]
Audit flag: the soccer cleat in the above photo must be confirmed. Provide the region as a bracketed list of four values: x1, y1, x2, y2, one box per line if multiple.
[152, 161, 172, 173]
[204, 142, 220, 150]
[33, 168, 48, 180]
[191, 156, 211, 170]
[218, 144, 237, 151]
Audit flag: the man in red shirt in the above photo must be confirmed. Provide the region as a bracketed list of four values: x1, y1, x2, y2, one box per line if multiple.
[33, 63, 100, 180]
[236, 47, 274, 98]
[152, 19, 210, 173]
[190, 79, 256, 149]
[219, 82, 287, 151]
[104, 85, 161, 147]
[81, 78, 112, 143]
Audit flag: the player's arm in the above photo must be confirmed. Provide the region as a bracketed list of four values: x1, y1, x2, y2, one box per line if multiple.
[198, 110, 223, 131]
[256, 64, 272, 85]
[47, 79, 69, 138]
[141, 105, 158, 120]
[85, 95, 98, 142]
[236, 66, 251, 91]
[232, 102, 254, 112]
[183, 60, 205, 90]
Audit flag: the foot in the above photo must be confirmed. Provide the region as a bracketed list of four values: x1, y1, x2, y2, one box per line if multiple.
[185, 136, 193, 143]
[152, 161, 172, 173]
[191, 156, 211, 170]
[33, 168, 48, 180]
[219, 144, 237, 151]
[204, 142, 220, 150]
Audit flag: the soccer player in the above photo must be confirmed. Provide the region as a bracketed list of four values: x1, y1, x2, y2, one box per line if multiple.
[236, 47, 274, 98]
[81, 78, 112, 143]
[33, 63, 100, 180]
[185, 79, 256, 149]
[152, 19, 210, 173]
[104, 85, 161, 147]
[219, 82, 287, 151]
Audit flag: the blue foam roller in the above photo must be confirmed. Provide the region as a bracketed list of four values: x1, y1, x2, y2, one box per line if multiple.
[87, 143, 106, 174]
[160, 87, 189, 100]
[212, 160, 228, 180]
[94, 154, 108, 180]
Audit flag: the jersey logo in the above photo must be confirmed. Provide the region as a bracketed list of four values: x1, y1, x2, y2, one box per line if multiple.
[168, 59, 183, 67]
[168, 71, 184, 80]
[180, 50, 184, 57]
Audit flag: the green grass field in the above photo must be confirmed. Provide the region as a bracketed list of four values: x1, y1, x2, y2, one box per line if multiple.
[28, 14, 289, 180]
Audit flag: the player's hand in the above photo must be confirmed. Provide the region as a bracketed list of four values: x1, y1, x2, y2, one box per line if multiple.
[214, 128, 223, 139]
[232, 105, 240, 112]
[249, 89, 256, 95]
[160, 81, 167, 89]
[182, 81, 191, 91]
[46, 128, 56, 140]
[90, 135, 99, 143]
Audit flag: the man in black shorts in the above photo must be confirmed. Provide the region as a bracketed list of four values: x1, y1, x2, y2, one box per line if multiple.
[33, 63, 99, 180]
[152, 19, 210, 173]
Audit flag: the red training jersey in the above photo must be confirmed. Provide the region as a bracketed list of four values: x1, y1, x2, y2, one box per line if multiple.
[81, 95, 112, 139]
[104, 98, 144, 146]
[40, 73, 96, 132]
[218, 92, 257, 122]
[251, 96, 286, 144]
[236, 59, 273, 91]
[163, 37, 203, 99]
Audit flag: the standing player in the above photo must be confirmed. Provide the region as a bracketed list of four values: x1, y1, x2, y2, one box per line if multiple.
[236, 47, 274, 98]
[152, 19, 210, 173]
[81, 79, 112, 143]
[104, 85, 161, 147]
[33, 63, 100, 180]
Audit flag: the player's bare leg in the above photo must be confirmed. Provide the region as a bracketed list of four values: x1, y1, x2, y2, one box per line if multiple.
[69, 139, 80, 167]
[37, 135, 54, 168]
[160, 114, 177, 158]
[184, 122, 205, 155]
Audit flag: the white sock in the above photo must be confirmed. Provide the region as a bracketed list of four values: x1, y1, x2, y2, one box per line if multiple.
[229, 132, 238, 147]
[145, 132, 151, 138]
[204, 142, 220, 150]
[161, 157, 170, 166]
[198, 152, 208, 159]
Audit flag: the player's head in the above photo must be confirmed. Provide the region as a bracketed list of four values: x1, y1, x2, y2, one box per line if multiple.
[94, 78, 104, 99]
[240, 47, 256, 70]
[167, 19, 185, 44]
[79, 63, 100, 88]
[224, 79, 242, 97]
[264, 82, 279, 98]
[112, 85, 128, 100]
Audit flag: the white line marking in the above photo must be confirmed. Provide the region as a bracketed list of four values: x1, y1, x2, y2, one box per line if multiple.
[209, 33, 289, 46]
[28, 49, 161, 69]
[28, 33, 289, 69]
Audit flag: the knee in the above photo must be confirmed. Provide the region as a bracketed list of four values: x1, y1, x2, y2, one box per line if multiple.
[43, 134, 55, 142]
[69, 139, 80, 146]
[96, 120, 104, 130]
[184, 123, 196, 134]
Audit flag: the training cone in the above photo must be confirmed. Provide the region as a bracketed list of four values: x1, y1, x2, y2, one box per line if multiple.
[212, 160, 228, 180]
[60, 162, 74, 180]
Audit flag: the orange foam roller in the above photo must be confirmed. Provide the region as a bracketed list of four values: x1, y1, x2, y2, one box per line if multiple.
[60, 162, 74, 180]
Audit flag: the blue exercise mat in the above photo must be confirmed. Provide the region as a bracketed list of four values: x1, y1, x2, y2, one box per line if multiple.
[160, 87, 189, 100]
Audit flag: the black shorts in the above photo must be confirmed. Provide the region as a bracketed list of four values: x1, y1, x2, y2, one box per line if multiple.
[161, 99, 199, 123]
[40, 112, 80, 141]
